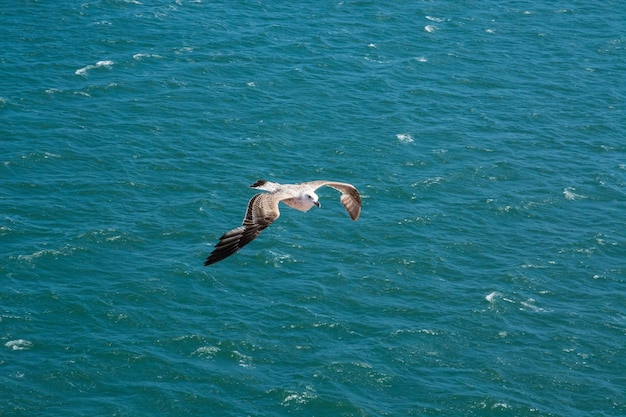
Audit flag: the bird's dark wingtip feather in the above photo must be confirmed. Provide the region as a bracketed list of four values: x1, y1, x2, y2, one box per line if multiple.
[203, 224, 266, 266]
[204, 243, 241, 266]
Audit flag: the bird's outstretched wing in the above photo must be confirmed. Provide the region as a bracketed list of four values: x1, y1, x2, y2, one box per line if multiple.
[204, 193, 280, 266]
[308, 181, 362, 221]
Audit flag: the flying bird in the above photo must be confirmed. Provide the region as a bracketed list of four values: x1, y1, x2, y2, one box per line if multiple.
[204, 179, 362, 266]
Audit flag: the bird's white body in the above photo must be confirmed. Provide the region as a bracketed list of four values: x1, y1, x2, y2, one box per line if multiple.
[251, 180, 320, 212]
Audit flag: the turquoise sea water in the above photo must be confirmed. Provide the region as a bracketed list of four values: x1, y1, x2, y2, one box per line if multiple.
[2, 1, 625, 416]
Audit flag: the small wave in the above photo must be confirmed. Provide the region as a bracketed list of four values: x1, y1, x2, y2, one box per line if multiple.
[75, 60, 114, 76]
[281, 388, 317, 406]
[133, 53, 163, 61]
[396, 133, 414, 143]
[425, 16, 445, 23]
[485, 291, 515, 305]
[267, 250, 296, 266]
[485, 291, 501, 303]
[16, 245, 75, 262]
[412, 176, 445, 189]
[232, 350, 253, 368]
[563, 187, 587, 200]
[520, 298, 550, 313]
[192, 346, 220, 357]
[424, 25, 437, 33]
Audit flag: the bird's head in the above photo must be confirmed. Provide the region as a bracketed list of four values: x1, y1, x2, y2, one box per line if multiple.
[303, 192, 320, 208]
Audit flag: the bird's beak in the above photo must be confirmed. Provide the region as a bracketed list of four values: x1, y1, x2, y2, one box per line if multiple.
[314, 201, 321, 208]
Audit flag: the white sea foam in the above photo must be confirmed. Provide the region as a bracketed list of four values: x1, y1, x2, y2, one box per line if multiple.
[5, 339, 32, 351]
[281, 387, 317, 405]
[425, 16, 445, 23]
[396, 133, 414, 143]
[417, 176, 444, 187]
[563, 187, 586, 200]
[17, 249, 59, 261]
[424, 25, 437, 33]
[133, 53, 163, 60]
[485, 291, 501, 302]
[233, 350, 253, 367]
[75, 60, 114, 76]
[520, 298, 550, 313]
[193, 346, 220, 357]
[486, 292, 517, 305]
[17, 245, 75, 262]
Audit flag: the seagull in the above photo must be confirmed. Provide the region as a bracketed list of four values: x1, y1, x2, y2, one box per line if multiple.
[204, 179, 362, 266]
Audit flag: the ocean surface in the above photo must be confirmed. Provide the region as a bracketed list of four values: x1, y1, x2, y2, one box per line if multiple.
[1, 1, 625, 416]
